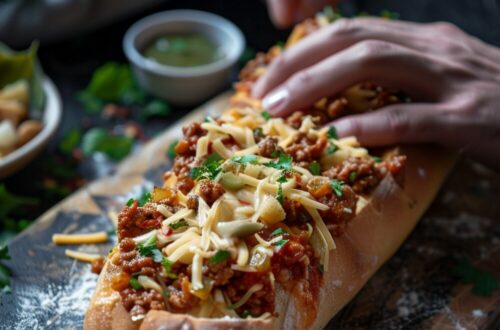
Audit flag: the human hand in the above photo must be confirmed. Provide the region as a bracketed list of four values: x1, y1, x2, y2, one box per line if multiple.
[252, 18, 500, 170]
[266, 0, 338, 27]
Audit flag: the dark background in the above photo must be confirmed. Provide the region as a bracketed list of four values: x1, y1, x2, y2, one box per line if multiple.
[2, 0, 500, 238]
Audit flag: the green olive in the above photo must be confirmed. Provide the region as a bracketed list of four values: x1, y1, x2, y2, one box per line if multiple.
[220, 172, 245, 190]
[216, 221, 263, 238]
[249, 245, 271, 272]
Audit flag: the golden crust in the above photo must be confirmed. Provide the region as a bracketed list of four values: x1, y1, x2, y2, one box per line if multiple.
[85, 145, 455, 330]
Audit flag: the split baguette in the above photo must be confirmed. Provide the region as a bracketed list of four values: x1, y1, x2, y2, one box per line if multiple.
[85, 145, 455, 330]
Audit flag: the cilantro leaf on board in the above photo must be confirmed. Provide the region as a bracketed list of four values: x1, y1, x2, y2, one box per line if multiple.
[81, 128, 133, 161]
[58, 129, 82, 155]
[139, 99, 171, 121]
[453, 259, 500, 296]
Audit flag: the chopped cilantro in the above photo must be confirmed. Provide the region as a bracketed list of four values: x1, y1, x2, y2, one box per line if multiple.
[309, 161, 321, 175]
[190, 154, 223, 180]
[329, 179, 344, 197]
[167, 140, 178, 159]
[81, 128, 133, 161]
[349, 171, 358, 182]
[130, 277, 142, 290]
[126, 198, 134, 207]
[107, 228, 116, 237]
[274, 239, 289, 250]
[137, 233, 158, 257]
[275, 41, 285, 48]
[204, 116, 215, 123]
[381, 9, 399, 20]
[0, 184, 38, 220]
[253, 127, 264, 138]
[169, 220, 189, 230]
[0, 246, 10, 261]
[327, 144, 338, 154]
[322, 6, 342, 22]
[139, 99, 170, 121]
[271, 228, 286, 237]
[277, 172, 288, 183]
[453, 259, 500, 296]
[319, 264, 325, 274]
[240, 310, 251, 318]
[261, 111, 272, 121]
[151, 249, 164, 263]
[231, 155, 258, 164]
[265, 152, 293, 170]
[209, 250, 231, 264]
[277, 184, 284, 204]
[327, 127, 338, 139]
[138, 191, 151, 207]
[161, 258, 173, 273]
[372, 156, 382, 163]
[58, 129, 82, 155]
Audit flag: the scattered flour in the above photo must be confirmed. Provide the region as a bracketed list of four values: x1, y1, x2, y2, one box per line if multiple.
[472, 309, 485, 318]
[13, 264, 97, 330]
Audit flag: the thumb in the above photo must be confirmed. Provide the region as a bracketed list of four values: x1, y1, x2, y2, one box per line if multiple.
[330, 104, 441, 147]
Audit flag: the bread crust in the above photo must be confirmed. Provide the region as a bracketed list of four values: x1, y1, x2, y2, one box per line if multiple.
[85, 145, 455, 330]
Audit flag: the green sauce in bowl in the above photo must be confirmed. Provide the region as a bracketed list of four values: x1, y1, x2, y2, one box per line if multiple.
[143, 34, 223, 67]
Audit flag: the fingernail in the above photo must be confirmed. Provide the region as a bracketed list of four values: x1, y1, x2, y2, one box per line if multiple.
[262, 87, 289, 114]
[332, 120, 352, 137]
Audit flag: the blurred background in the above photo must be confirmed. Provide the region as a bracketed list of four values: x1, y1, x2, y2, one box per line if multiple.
[1, 0, 500, 244]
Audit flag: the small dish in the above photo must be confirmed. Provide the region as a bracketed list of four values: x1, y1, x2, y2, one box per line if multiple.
[123, 10, 245, 106]
[0, 78, 62, 178]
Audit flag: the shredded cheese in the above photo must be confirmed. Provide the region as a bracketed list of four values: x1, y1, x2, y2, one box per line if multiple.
[64, 249, 101, 263]
[53, 232, 108, 245]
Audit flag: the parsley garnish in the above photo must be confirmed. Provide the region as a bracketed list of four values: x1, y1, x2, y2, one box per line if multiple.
[167, 140, 178, 159]
[271, 228, 286, 237]
[453, 259, 500, 296]
[322, 6, 342, 23]
[126, 198, 134, 207]
[161, 258, 177, 279]
[140, 99, 171, 121]
[265, 152, 293, 170]
[329, 179, 344, 197]
[275, 41, 285, 48]
[349, 171, 358, 182]
[372, 156, 382, 163]
[169, 220, 189, 230]
[130, 277, 142, 290]
[253, 127, 264, 138]
[0, 246, 11, 292]
[274, 239, 289, 250]
[327, 127, 338, 139]
[137, 233, 158, 257]
[190, 154, 223, 180]
[231, 155, 258, 164]
[204, 116, 215, 123]
[327, 144, 338, 154]
[240, 310, 251, 318]
[81, 128, 133, 161]
[319, 264, 325, 274]
[309, 161, 321, 175]
[381, 9, 399, 20]
[261, 111, 272, 121]
[58, 129, 82, 155]
[209, 250, 231, 264]
[276, 172, 288, 204]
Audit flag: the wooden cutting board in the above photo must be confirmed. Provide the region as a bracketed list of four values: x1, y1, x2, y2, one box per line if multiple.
[1, 92, 499, 330]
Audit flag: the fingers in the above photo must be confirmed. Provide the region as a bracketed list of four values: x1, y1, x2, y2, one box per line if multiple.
[330, 103, 442, 146]
[267, 0, 301, 28]
[261, 40, 444, 117]
[253, 18, 427, 98]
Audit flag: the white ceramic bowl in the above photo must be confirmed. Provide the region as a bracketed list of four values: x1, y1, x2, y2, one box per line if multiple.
[0, 78, 62, 178]
[123, 10, 245, 106]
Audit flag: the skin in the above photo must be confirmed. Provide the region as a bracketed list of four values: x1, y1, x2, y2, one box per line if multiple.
[254, 13, 500, 170]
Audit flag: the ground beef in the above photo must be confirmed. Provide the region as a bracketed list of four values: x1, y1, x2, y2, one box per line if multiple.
[186, 195, 199, 210]
[90, 257, 104, 274]
[168, 275, 199, 312]
[172, 155, 195, 176]
[205, 259, 234, 286]
[314, 184, 358, 237]
[176, 174, 195, 194]
[172, 122, 207, 176]
[119, 237, 136, 252]
[120, 288, 165, 318]
[258, 137, 281, 158]
[282, 199, 313, 225]
[117, 201, 164, 240]
[323, 155, 407, 194]
[285, 132, 327, 167]
[198, 179, 225, 205]
[122, 255, 155, 274]
[225, 272, 275, 317]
